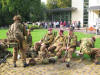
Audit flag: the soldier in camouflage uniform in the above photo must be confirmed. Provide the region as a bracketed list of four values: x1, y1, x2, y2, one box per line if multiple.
[34, 28, 54, 55]
[79, 37, 100, 64]
[7, 15, 29, 67]
[58, 28, 77, 67]
[26, 29, 32, 48]
[90, 48, 100, 64]
[80, 37, 95, 54]
[0, 39, 9, 58]
[25, 29, 32, 58]
[48, 30, 65, 57]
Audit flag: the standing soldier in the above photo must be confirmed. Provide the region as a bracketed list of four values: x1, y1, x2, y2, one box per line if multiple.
[7, 15, 29, 67]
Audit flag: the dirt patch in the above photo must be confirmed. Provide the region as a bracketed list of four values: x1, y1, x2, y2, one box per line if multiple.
[0, 58, 100, 75]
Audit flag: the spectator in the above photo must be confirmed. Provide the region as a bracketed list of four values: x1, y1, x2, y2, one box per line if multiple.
[56, 21, 60, 28]
[77, 21, 81, 30]
[60, 21, 63, 29]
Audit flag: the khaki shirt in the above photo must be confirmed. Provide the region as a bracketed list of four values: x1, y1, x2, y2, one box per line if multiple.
[65, 34, 77, 48]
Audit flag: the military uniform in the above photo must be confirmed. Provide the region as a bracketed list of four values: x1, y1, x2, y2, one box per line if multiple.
[34, 28, 54, 52]
[48, 30, 65, 56]
[90, 48, 100, 64]
[26, 32, 32, 47]
[7, 15, 28, 67]
[60, 28, 77, 67]
[0, 39, 8, 58]
[80, 38, 95, 54]
[79, 37, 100, 64]
[65, 34, 77, 63]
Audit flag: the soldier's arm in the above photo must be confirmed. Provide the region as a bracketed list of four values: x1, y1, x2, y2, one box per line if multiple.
[54, 36, 59, 42]
[45, 35, 54, 44]
[41, 34, 47, 42]
[69, 35, 77, 48]
[23, 25, 27, 36]
[63, 36, 67, 47]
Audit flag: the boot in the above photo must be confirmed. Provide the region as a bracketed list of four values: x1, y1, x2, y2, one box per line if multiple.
[66, 62, 70, 68]
[95, 62, 100, 65]
[23, 62, 29, 67]
[13, 63, 17, 67]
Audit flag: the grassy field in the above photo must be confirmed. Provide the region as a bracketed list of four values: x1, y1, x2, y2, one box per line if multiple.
[0, 29, 100, 58]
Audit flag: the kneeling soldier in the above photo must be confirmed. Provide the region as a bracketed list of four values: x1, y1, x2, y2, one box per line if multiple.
[59, 28, 77, 67]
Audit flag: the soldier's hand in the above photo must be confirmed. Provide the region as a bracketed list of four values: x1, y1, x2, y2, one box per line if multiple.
[66, 47, 70, 50]
[41, 43, 45, 46]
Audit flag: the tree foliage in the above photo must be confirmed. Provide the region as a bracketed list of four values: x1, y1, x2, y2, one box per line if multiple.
[47, 0, 71, 9]
[0, 0, 45, 26]
[57, 0, 71, 8]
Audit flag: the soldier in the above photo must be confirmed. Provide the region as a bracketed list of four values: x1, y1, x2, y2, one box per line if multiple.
[25, 29, 32, 58]
[0, 39, 8, 58]
[48, 30, 65, 57]
[7, 15, 29, 67]
[80, 37, 95, 54]
[40, 28, 55, 51]
[90, 48, 100, 64]
[79, 37, 100, 64]
[26, 29, 32, 48]
[34, 28, 54, 55]
[58, 28, 77, 67]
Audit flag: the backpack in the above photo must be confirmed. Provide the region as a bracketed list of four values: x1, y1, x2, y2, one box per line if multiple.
[7, 22, 24, 42]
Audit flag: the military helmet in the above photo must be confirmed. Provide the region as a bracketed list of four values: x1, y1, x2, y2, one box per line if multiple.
[13, 15, 21, 21]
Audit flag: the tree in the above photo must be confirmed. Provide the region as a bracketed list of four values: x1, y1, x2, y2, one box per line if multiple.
[57, 0, 71, 8]
[47, 0, 58, 9]
[46, 0, 71, 9]
[0, 0, 43, 27]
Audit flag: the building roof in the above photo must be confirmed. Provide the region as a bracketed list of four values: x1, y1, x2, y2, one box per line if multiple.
[89, 6, 100, 10]
[47, 7, 77, 13]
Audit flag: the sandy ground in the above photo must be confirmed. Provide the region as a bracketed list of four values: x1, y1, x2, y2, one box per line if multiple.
[0, 58, 100, 75]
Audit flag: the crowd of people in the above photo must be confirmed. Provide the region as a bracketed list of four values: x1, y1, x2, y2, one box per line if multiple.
[6, 15, 100, 68]
[32, 21, 81, 29]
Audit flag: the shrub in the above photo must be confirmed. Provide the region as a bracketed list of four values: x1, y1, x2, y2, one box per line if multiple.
[28, 25, 42, 30]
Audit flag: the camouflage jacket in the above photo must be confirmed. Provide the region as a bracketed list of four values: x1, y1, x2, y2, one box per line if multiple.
[80, 38, 95, 54]
[53, 35, 65, 46]
[65, 34, 77, 48]
[7, 21, 27, 42]
[41, 33, 54, 45]
[26, 34, 32, 47]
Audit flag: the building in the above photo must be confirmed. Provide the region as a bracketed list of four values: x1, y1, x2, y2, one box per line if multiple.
[47, 0, 100, 27]
[47, 7, 76, 22]
[72, 0, 100, 27]
[88, 0, 100, 27]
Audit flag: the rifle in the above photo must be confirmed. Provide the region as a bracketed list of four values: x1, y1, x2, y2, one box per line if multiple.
[54, 31, 57, 37]
[0, 53, 10, 65]
[63, 35, 70, 62]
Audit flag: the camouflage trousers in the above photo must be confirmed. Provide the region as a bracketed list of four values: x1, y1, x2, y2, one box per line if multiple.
[48, 43, 63, 54]
[90, 48, 100, 63]
[13, 47, 26, 63]
[34, 42, 41, 52]
[56, 47, 75, 62]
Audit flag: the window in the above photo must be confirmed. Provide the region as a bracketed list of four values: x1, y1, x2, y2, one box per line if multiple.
[83, 0, 89, 26]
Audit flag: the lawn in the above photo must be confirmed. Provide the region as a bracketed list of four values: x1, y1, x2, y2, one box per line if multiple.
[0, 29, 99, 47]
[0, 29, 100, 58]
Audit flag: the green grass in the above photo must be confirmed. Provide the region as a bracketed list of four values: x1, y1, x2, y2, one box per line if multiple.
[0, 29, 100, 59]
